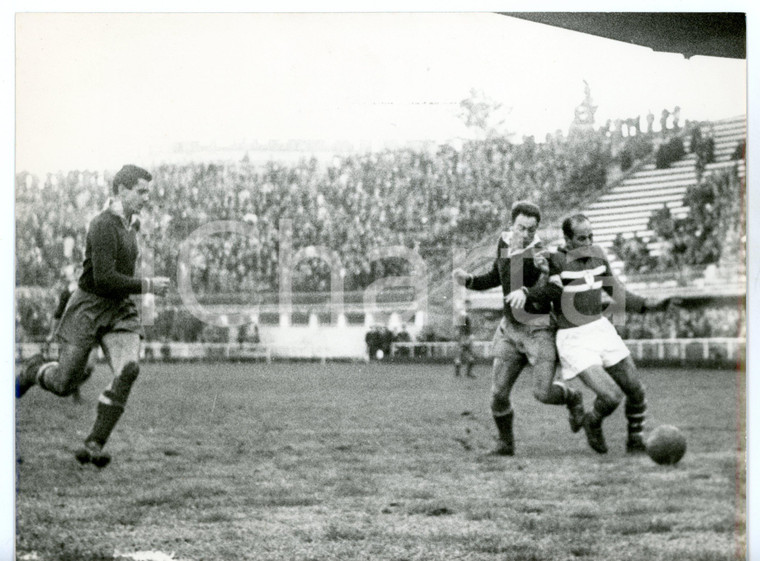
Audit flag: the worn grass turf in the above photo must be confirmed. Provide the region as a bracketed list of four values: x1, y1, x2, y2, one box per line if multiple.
[15, 361, 744, 560]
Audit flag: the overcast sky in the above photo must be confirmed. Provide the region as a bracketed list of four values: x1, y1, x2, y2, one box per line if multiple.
[15, 11, 747, 175]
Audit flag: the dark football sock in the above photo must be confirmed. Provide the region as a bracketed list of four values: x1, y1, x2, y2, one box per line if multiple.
[544, 382, 570, 405]
[86, 362, 139, 446]
[86, 400, 124, 446]
[493, 410, 514, 442]
[625, 399, 647, 440]
[587, 396, 618, 425]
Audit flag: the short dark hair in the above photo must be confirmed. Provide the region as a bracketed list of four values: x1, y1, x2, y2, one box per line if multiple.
[510, 201, 541, 224]
[112, 165, 152, 194]
[562, 214, 590, 238]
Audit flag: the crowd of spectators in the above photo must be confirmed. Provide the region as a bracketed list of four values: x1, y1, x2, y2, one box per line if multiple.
[17, 107, 696, 298]
[17, 128, 617, 297]
[462, 304, 744, 344]
[17, 288, 744, 345]
[16, 106, 739, 344]
[632, 166, 745, 274]
[615, 304, 744, 340]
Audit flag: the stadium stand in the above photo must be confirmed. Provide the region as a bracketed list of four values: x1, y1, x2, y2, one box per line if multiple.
[15, 111, 745, 363]
[586, 116, 745, 265]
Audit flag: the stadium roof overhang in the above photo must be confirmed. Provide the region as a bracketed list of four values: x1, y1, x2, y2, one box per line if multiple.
[500, 13, 746, 60]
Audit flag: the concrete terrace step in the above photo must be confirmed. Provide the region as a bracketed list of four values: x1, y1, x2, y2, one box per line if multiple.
[596, 186, 687, 202]
[590, 211, 689, 229]
[595, 232, 650, 244]
[630, 160, 744, 180]
[597, 234, 659, 248]
[588, 203, 686, 217]
[591, 222, 657, 235]
[588, 193, 687, 211]
[685, 137, 745, 151]
[704, 160, 746, 173]
[698, 121, 746, 136]
[633, 165, 701, 178]
[588, 117, 745, 268]
[593, 224, 656, 237]
[619, 172, 697, 187]
[584, 207, 688, 222]
[642, 154, 741, 171]
[706, 117, 746, 131]
[594, 225, 664, 238]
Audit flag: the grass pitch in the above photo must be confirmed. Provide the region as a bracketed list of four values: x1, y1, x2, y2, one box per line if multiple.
[16, 361, 744, 561]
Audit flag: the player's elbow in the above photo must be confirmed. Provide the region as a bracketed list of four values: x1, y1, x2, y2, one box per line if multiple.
[92, 270, 118, 292]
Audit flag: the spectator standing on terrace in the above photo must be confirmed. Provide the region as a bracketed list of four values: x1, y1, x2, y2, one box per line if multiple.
[672, 106, 681, 130]
[646, 111, 655, 135]
[453, 201, 584, 456]
[689, 123, 703, 154]
[660, 109, 671, 135]
[16, 165, 170, 468]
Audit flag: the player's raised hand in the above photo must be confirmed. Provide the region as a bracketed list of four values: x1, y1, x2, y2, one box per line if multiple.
[533, 252, 550, 274]
[452, 268, 471, 286]
[150, 276, 171, 296]
[505, 289, 527, 310]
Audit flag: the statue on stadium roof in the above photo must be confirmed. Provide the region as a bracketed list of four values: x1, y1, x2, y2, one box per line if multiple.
[571, 80, 598, 133]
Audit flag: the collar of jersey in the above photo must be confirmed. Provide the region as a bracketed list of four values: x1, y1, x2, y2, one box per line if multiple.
[104, 198, 140, 230]
[501, 231, 543, 256]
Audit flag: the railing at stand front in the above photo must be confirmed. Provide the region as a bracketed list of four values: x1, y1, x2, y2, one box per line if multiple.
[390, 337, 745, 366]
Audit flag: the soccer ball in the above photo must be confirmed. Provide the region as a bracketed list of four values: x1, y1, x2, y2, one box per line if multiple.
[376, 349, 384, 360]
[646, 425, 687, 465]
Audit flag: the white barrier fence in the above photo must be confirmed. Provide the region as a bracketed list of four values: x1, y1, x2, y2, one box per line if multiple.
[17, 337, 745, 365]
[16, 341, 350, 364]
[391, 337, 746, 364]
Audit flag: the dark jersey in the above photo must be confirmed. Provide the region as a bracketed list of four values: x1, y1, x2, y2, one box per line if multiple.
[548, 244, 646, 329]
[78, 209, 143, 300]
[465, 233, 552, 325]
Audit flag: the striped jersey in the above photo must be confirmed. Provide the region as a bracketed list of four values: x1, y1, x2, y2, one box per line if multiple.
[548, 244, 646, 330]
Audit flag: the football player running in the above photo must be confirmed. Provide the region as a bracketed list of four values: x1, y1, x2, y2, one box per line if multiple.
[547, 214, 673, 454]
[16, 165, 170, 467]
[453, 201, 584, 456]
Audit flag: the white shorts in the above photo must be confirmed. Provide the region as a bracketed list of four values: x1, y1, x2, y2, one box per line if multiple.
[555, 317, 630, 380]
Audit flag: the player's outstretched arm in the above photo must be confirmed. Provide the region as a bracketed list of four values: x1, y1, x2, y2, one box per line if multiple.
[454, 261, 501, 291]
[144, 276, 171, 296]
[452, 268, 471, 286]
[643, 296, 681, 312]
